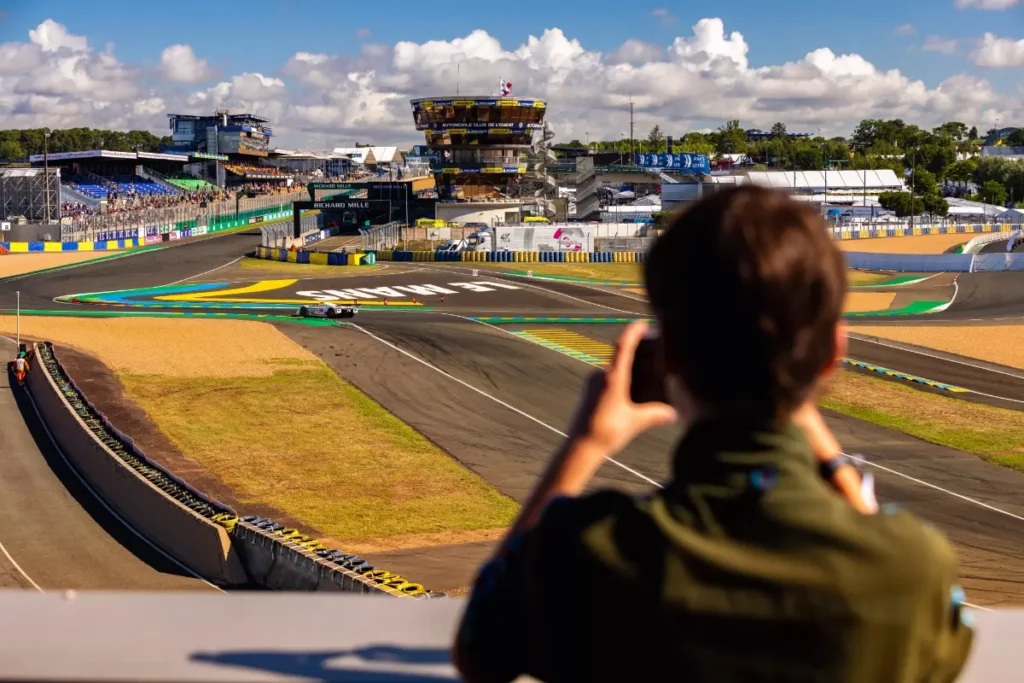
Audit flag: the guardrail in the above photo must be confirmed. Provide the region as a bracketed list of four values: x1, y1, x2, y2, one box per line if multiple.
[26, 342, 441, 595]
[378, 250, 646, 263]
[962, 231, 1015, 254]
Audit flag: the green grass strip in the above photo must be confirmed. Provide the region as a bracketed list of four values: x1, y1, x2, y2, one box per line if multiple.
[471, 316, 650, 324]
[850, 275, 932, 289]
[844, 300, 948, 317]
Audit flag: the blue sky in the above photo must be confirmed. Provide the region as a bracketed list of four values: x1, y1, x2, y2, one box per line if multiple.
[1, 0, 1017, 90]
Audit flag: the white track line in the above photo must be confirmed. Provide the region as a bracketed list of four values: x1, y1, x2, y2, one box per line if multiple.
[0, 335, 44, 591]
[847, 334, 1024, 382]
[345, 322, 661, 488]
[166, 256, 243, 285]
[449, 318, 1024, 530]
[1, 336, 220, 591]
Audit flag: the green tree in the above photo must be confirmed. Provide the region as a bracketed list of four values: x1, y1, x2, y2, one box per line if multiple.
[946, 159, 977, 193]
[933, 121, 968, 142]
[794, 145, 824, 170]
[770, 121, 787, 136]
[916, 143, 957, 180]
[981, 179, 1008, 206]
[909, 168, 939, 197]
[878, 191, 924, 217]
[1006, 128, 1024, 147]
[715, 120, 747, 154]
[921, 193, 949, 217]
[675, 132, 715, 157]
[646, 125, 666, 153]
[969, 126, 978, 140]
[0, 140, 24, 160]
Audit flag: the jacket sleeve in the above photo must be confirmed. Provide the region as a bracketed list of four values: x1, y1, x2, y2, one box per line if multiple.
[920, 528, 975, 683]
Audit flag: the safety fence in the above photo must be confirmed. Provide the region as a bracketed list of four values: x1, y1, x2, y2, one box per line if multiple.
[377, 249, 647, 263]
[29, 342, 437, 596]
[828, 223, 1023, 240]
[845, 251, 1024, 272]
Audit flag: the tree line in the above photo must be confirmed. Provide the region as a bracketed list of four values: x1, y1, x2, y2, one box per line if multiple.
[0, 128, 173, 162]
[565, 119, 1024, 215]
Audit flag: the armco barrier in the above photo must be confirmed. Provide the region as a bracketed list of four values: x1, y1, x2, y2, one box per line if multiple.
[26, 343, 247, 584]
[254, 247, 650, 267]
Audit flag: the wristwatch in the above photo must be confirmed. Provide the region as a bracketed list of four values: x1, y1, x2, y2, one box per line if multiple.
[818, 453, 858, 481]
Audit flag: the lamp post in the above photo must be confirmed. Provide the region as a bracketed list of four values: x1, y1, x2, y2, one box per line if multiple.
[43, 131, 51, 223]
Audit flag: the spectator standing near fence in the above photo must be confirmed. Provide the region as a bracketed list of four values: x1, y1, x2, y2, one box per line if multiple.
[454, 186, 974, 683]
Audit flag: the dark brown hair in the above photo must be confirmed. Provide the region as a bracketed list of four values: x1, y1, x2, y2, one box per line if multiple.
[645, 185, 847, 419]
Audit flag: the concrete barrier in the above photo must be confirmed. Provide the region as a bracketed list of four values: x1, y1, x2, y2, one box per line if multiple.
[229, 521, 432, 596]
[26, 343, 247, 585]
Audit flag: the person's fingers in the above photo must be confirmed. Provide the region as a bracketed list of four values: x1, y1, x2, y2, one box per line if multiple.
[636, 402, 679, 430]
[608, 320, 649, 390]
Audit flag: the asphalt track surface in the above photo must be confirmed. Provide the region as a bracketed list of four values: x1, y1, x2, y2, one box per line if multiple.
[6, 234, 1024, 603]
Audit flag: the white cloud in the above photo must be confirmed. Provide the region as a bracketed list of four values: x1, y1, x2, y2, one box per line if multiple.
[956, 0, 1021, 8]
[971, 32, 1024, 67]
[160, 44, 218, 83]
[894, 24, 916, 36]
[651, 8, 676, 26]
[1, 17, 1021, 150]
[922, 36, 959, 54]
[29, 18, 87, 52]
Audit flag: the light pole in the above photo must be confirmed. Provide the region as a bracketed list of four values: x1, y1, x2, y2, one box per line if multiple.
[43, 131, 51, 223]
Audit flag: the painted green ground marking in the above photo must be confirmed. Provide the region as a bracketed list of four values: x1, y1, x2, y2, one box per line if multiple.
[850, 275, 932, 289]
[3, 308, 340, 325]
[845, 300, 948, 317]
[471, 316, 650, 324]
[0, 245, 165, 283]
[475, 269, 643, 287]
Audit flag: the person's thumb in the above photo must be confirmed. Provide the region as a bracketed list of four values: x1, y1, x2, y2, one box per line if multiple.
[636, 402, 679, 431]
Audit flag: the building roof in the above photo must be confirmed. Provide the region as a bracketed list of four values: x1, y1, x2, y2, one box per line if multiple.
[745, 169, 903, 190]
[330, 146, 402, 164]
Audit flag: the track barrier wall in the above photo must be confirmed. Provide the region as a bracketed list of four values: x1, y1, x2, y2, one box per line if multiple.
[24, 342, 441, 596]
[25, 343, 247, 584]
[252, 247, 648, 266]
[845, 251, 1024, 272]
[1, 237, 145, 252]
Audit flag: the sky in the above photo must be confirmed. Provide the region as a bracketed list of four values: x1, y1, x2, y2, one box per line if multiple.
[0, 0, 1021, 149]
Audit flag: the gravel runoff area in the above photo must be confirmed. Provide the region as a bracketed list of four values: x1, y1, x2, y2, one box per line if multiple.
[835, 233, 969, 254]
[0, 316, 516, 567]
[850, 324, 1024, 370]
[844, 292, 896, 313]
[0, 252, 126, 278]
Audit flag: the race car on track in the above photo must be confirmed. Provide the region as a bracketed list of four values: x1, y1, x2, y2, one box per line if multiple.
[296, 302, 358, 319]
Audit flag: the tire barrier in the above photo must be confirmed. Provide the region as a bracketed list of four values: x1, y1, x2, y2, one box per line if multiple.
[229, 516, 444, 599]
[27, 343, 247, 585]
[0, 238, 144, 252]
[253, 246, 649, 267]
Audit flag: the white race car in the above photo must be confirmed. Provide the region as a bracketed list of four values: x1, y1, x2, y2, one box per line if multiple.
[296, 302, 358, 319]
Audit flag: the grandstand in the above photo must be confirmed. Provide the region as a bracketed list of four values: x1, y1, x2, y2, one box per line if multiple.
[67, 175, 179, 201]
[167, 177, 217, 191]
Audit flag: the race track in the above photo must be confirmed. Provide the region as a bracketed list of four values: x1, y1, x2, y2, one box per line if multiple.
[4, 234, 1024, 602]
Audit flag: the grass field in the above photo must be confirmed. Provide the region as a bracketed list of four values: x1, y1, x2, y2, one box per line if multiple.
[850, 325, 1024, 370]
[824, 369, 1024, 470]
[0, 316, 517, 550]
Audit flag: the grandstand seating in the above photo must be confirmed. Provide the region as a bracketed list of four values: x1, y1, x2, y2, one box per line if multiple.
[64, 175, 180, 200]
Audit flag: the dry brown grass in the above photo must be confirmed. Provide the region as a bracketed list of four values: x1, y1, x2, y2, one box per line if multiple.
[850, 325, 1024, 369]
[2, 315, 517, 549]
[824, 369, 1024, 470]
[844, 292, 895, 313]
[836, 233, 967, 254]
[0, 252, 121, 277]
[0, 317, 314, 377]
[122, 367, 518, 545]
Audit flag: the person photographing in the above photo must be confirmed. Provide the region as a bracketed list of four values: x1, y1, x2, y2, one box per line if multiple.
[454, 186, 974, 683]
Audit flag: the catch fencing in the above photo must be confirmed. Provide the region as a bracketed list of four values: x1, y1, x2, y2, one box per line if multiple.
[59, 190, 309, 243]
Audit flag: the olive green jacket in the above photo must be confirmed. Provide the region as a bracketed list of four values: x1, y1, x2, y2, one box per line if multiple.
[456, 419, 974, 683]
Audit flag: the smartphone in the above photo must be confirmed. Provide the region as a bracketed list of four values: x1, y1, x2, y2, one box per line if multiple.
[630, 330, 669, 404]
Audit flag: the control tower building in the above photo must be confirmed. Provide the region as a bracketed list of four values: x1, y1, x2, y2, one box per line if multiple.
[410, 95, 557, 225]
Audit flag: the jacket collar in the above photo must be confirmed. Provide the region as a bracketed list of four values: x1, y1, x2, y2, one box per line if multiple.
[670, 417, 815, 485]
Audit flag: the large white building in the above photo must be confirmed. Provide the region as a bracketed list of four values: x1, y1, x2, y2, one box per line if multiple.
[661, 170, 905, 212]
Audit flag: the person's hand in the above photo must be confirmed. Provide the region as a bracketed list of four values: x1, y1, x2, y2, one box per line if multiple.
[567, 321, 678, 456]
[792, 402, 877, 514]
